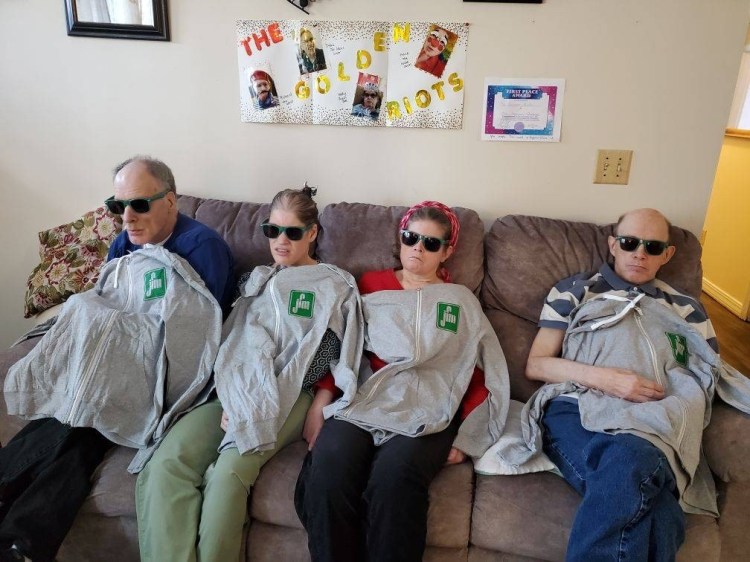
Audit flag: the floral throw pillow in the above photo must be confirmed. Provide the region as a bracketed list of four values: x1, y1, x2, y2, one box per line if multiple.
[24, 206, 123, 318]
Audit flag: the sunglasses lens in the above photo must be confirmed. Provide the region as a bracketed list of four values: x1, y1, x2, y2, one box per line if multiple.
[262, 224, 281, 239]
[618, 237, 639, 252]
[129, 199, 151, 214]
[287, 227, 306, 241]
[644, 241, 666, 256]
[422, 237, 443, 252]
[401, 231, 419, 247]
[105, 199, 126, 215]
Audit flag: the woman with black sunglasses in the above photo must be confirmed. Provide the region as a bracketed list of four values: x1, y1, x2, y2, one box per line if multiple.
[136, 187, 363, 562]
[295, 201, 510, 562]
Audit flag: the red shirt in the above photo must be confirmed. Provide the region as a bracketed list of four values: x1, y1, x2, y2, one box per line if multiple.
[316, 269, 490, 420]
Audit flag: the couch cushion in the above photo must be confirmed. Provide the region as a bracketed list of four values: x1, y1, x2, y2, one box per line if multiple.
[318, 203, 485, 292]
[82, 446, 139, 518]
[472, 472, 578, 561]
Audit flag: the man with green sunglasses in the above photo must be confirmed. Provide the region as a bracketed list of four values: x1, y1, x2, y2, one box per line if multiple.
[0, 156, 234, 562]
[106, 156, 234, 311]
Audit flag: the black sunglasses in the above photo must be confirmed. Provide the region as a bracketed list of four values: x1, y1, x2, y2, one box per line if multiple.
[400, 230, 448, 253]
[615, 236, 669, 256]
[261, 222, 313, 241]
[105, 189, 170, 215]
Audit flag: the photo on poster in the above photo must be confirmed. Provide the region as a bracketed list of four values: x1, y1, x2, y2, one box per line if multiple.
[247, 69, 280, 110]
[351, 73, 383, 120]
[414, 24, 459, 79]
[297, 27, 327, 74]
[481, 78, 565, 141]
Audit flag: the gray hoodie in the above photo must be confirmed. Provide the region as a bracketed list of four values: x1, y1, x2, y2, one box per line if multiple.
[335, 283, 510, 458]
[497, 291, 750, 515]
[216, 263, 363, 455]
[4, 245, 222, 473]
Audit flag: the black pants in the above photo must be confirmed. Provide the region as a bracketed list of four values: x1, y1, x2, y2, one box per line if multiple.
[0, 418, 112, 562]
[295, 418, 458, 562]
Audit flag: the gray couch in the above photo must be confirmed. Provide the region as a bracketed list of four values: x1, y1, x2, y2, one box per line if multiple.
[1, 195, 749, 561]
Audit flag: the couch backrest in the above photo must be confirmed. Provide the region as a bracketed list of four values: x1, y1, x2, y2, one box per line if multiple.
[178, 196, 486, 292]
[481, 214, 703, 401]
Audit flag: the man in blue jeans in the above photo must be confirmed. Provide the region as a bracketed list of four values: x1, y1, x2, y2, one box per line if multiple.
[0, 156, 234, 562]
[525, 208, 719, 561]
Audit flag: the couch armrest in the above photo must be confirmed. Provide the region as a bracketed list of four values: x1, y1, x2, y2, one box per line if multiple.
[703, 401, 750, 483]
[0, 338, 40, 445]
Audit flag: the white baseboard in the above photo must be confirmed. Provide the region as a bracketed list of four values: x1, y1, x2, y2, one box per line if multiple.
[702, 277, 747, 319]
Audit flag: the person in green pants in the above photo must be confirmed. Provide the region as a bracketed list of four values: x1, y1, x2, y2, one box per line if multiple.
[136, 186, 363, 562]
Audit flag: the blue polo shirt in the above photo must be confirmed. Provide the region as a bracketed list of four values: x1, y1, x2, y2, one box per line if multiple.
[108, 213, 235, 312]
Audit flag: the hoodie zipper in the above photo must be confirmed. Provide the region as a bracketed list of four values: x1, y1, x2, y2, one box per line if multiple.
[634, 308, 663, 388]
[66, 309, 117, 425]
[269, 275, 281, 343]
[353, 288, 423, 408]
[67, 255, 135, 425]
[634, 307, 688, 445]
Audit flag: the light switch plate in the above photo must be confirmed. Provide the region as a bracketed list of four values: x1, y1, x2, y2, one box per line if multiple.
[594, 149, 633, 185]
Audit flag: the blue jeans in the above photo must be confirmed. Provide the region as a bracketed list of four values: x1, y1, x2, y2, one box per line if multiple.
[542, 399, 685, 562]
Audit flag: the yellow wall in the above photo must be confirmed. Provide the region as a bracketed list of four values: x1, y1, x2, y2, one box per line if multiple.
[702, 134, 750, 318]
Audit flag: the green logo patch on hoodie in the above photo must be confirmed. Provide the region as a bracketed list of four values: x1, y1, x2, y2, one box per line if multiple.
[437, 302, 460, 333]
[665, 332, 688, 367]
[289, 290, 315, 318]
[144, 268, 167, 300]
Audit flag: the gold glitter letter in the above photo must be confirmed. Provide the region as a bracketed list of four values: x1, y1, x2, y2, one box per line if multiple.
[431, 81, 446, 101]
[356, 50, 372, 70]
[386, 101, 402, 120]
[448, 72, 464, 92]
[415, 90, 431, 108]
[392, 24, 411, 43]
[338, 62, 350, 82]
[295, 81, 311, 99]
[373, 32, 386, 52]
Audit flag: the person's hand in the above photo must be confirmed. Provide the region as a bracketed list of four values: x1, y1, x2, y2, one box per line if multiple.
[445, 447, 466, 465]
[303, 404, 325, 450]
[599, 368, 665, 402]
[220, 411, 229, 432]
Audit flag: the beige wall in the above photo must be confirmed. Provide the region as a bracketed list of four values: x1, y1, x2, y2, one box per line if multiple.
[702, 134, 750, 318]
[1, 0, 749, 346]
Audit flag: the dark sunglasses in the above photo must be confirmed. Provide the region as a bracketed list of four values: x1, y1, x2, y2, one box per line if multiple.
[615, 236, 669, 256]
[261, 222, 313, 241]
[104, 189, 170, 215]
[363, 92, 378, 98]
[400, 230, 448, 252]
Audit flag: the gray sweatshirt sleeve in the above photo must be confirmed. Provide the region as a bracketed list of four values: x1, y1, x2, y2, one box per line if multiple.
[323, 287, 364, 419]
[452, 315, 510, 458]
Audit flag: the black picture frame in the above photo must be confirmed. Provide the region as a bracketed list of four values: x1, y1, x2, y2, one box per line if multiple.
[64, 0, 170, 41]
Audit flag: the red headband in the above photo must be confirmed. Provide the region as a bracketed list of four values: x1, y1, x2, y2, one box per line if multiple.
[399, 201, 460, 248]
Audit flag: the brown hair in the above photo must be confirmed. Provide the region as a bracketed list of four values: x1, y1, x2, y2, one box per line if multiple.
[270, 185, 319, 226]
[404, 206, 453, 241]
